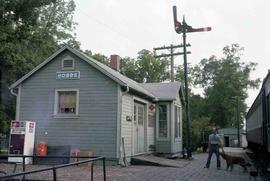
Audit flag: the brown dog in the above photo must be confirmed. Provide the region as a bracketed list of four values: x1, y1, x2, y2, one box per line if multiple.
[220, 148, 251, 171]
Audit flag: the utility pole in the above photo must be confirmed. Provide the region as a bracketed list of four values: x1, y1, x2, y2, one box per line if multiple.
[153, 44, 191, 82]
[170, 45, 174, 82]
[173, 5, 211, 159]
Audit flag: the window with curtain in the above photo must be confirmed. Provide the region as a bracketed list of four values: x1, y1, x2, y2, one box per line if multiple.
[158, 104, 168, 138]
[57, 91, 77, 114]
[175, 106, 181, 138]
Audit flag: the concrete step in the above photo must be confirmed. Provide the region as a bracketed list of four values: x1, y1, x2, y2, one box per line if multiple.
[131, 154, 189, 168]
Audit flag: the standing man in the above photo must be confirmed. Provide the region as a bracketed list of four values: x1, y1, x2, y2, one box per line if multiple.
[204, 127, 221, 169]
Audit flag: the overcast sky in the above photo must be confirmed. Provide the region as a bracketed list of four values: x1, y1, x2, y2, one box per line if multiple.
[73, 0, 270, 107]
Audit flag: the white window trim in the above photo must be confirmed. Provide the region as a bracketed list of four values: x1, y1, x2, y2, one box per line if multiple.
[54, 88, 79, 118]
[174, 104, 182, 141]
[61, 56, 75, 70]
[156, 103, 169, 141]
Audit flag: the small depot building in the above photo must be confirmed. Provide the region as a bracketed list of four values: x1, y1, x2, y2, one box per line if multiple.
[10, 46, 185, 163]
[218, 128, 245, 147]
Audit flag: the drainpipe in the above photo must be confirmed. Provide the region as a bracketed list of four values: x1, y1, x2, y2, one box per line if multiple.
[122, 85, 129, 96]
[10, 87, 20, 120]
[10, 88, 18, 97]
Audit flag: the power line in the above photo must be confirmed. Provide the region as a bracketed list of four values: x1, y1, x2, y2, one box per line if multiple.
[76, 7, 141, 49]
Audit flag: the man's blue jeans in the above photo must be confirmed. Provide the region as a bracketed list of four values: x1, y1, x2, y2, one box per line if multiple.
[206, 144, 221, 168]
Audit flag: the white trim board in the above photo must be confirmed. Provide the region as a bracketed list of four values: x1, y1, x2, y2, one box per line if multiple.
[53, 88, 79, 117]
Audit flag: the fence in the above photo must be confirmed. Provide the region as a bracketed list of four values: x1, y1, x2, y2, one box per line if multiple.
[0, 155, 106, 181]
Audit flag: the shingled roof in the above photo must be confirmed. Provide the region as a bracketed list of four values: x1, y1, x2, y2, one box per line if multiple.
[140, 82, 184, 102]
[10, 46, 183, 102]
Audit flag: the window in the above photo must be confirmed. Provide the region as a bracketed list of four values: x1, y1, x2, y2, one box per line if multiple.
[158, 104, 168, 138]
[62, 57, 74, 70]
[148, 113, 155, 127]
[175, 106, 181, 138]
[54, 89, 79, 116]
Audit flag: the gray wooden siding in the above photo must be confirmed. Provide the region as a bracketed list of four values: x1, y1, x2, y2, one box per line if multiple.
[156, 141, 171, 153]
[19, 50, 118, 158]
[121, 94, 133, 157]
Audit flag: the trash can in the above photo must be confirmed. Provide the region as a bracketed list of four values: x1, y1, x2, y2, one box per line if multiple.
[37, 142, 48, 156]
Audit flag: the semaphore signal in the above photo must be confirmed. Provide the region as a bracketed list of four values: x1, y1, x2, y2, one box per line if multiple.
[172, 5, 212, 159]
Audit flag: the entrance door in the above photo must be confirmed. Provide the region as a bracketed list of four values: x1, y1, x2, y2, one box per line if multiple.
[134, 103, 145, 154]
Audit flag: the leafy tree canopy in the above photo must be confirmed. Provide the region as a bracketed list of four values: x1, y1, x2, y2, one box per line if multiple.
[193, 44, 260, 127]
[84, 49, 170, 83]
[0, 0, 79, 134]
[133, 49, 169, 83]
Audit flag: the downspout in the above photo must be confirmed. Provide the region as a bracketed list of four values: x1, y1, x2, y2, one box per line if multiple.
[10, 87, 18, 97]
[123, 85, 129, 96]
[10, 87, 19, 120]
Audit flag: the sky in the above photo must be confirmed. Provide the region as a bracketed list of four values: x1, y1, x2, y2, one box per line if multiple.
[73, 0, 270, 107]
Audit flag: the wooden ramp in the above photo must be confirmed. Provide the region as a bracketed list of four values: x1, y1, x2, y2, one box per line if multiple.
[131, 154, 190, 168]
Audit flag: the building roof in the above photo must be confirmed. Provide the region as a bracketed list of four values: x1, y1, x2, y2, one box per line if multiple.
[10, 46, 183, 102]
[218, 128, 244, 135]
[140, 82, 182, 101]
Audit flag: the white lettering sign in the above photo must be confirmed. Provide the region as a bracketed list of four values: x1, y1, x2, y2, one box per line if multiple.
[56, 71, 80, 80]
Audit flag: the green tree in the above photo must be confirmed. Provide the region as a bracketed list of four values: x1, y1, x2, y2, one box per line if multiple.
[193, 44, 260, 127]
[84, 49, 170, 83]
[175, 63, 211, 150]
[84, 50, 110, 66]
[120, 57, 137, 80]
[175, 64, 194, 85]
[134, 49, 169, 82]
[92, 53, 109, 66]
[0, 0, 79, 134]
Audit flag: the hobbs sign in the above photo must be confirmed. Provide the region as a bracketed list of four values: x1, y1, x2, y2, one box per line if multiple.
[56, 71, 80, 80]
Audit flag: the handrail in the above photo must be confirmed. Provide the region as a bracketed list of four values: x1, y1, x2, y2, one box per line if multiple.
[0, 155, 106, 181]
[0, 155, 99, 158]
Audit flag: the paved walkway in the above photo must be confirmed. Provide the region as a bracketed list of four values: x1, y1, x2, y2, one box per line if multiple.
[98, 153, 260, 181]
[0, 153, 261, 181]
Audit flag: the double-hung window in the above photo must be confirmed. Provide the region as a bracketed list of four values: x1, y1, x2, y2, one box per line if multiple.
[175, 106, 181, 138]
[54, 89, 79, 116]
[158, 104, 168, 139]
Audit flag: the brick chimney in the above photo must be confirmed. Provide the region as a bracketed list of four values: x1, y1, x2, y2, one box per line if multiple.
[110, 54, 121, 71]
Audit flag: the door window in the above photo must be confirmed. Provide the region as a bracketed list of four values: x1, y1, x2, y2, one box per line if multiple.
[138, 106, 144, 125]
